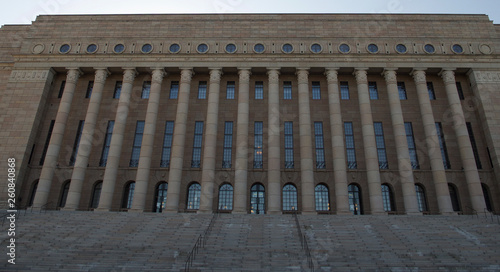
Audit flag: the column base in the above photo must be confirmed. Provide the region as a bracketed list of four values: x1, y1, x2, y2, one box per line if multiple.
[93, 208, 110, 212]
[231, 210, 248, 214]
[267, 210, 282, 215]
[301, 211, 317, 215]
[404, 211, 423, 216]
[60, 207, 77, 212]
[163, 209, 178, 214]
[128, 209, 144, 213]
[197, 210, 213, 214]
[439, 211, 459, 216]
[335, 211, 353, 215]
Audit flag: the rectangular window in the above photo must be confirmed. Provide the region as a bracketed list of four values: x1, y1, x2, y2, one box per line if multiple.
[283, 81, 292, 100]
[169, 81, 179, 99]
[198, 81, 207, 99]
[85, 81, 94, 98]
[58, 81, 66, 98]
[284, 122, 294, 169]
[374, 122, 388, 169]
[369, 81, 378, 100]
[435, 122, 451, 169]
[312, 81, 321, 100]
[226, 81, 235, 99]
[222, 122, 233, 168]
[113, 81, 122, 99]
[456, 82, 465, 100]
[427, 82, 436, 100]
[466, 122, 482, 169]
[314, 122, 326, 169]
[160, 121, 174, 167]
[397, 82, 407, 100]
[130, 121, 145, 167]
[340, 81, 350, 100]
[69, 120, 85, 166]
[191, 121, 204, 168]
[254, 122, 263, 169]
[405, 122, 420, 169]
[344, 122, 357, 169]
[100, 121, 114, 167]
[141, 81, 151, 99]
[39, 120, 55, 165]
[255, 81, 264, 99]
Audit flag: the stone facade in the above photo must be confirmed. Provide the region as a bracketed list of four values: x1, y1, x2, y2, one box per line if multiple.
[0, 14, 499, 214]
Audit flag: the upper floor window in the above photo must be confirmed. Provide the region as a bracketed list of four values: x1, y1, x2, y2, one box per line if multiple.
[255, 81, 264, 99]
[113, 81, 122, 99]
[141, 81, 151, 99]
[85, 81, 94, 98]
[312, 81, 321, 100]
[369, 82, 378, 100]
[283, 81, 292, 100]
[397, 82, 407, 100]
[340, 81, 350, 100]
[169, 81, 179, 99]
[198, 81, 207, 99]
[226, 81, 235, 99]
[427, 82, 436, 100]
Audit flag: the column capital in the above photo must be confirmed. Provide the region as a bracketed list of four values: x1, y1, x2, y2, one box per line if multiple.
[296, 68, 309, 84]
[180, 68, 194, 83]
[411, 69, 427, 84]
[151, 68, 166, 84]
[439, 69, 456, 85]
[353, 68, 368, 85]
[267, 68, 280, 83]
[94, 68, 110, 84]
[65, 68, 83, 84]
[238, 68, 251, 82]
[122, 68, 137, 84]
[382, 69, 397, 85]
[325, 69, 339, 84]
[209, 68, 223, 82]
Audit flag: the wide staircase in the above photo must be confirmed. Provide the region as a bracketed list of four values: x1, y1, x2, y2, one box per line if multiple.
[0, 211, 499, 271]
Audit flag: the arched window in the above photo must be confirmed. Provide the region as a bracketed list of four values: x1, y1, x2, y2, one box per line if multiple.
[482, 183, 493, 212]
[154, 182, 168, 213]
[90, 181, 102, 209]
[218, 184, 233, 211]
[59, 180, 71, 208]
[187, 183, 201, 210]
[250, 183, 265, 214]
[122, 181, 135, 209]
[28, 180, 39, 207]
[283, 184, 298, 211]
[415, 184, 428, 212]
[381, 184, 395, 212]
[348, 184, 362, 215]
[448, 183, 461, 212]
[315, 184, 330, 211]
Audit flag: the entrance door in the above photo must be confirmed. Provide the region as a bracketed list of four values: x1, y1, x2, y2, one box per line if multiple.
[250, 183, 265, 214]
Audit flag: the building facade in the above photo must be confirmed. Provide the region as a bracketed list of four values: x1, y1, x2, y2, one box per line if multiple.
[0, 14, 499, 215]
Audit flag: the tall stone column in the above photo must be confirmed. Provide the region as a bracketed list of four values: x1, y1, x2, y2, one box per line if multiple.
[411, 69, 453, 214]
[33, 68, 81, 208]
[233, 68, 251, 214]
[164, 69, 194, 213]
[267, 68, 281, 214]
[296, 69, 315, 214]
[383, 69, 420, 215]
[354, 68, 384, 214]
[96, 68, 136, 211]
[199, 68, 222, 213]
[130, 68, 166, 212]
[64, 68, 109, 210]
[325, 69, 350, 214]
[440, 69, 486, 212]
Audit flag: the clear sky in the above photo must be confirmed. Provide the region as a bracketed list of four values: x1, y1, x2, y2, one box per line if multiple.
[1, 0, 500, 27]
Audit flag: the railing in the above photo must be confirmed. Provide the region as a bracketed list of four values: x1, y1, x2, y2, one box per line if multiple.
[184, 211, 219, 272]
[39, 202, 54, 214]
[483, 208, 500, 224]
[459, 206, 478, 219]
[292, 210, 315, 272]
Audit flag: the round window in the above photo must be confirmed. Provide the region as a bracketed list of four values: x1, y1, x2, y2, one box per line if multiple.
[141, 44, 153, 53]
[367, 44, 379, 53]
[452, 44, 464, 54]
[282, 43, 293, 53]
[424, 44, 435, 54]
[197, 43, 208, 53]
[254, 43, 265, 53]
[86, 44, 98, 53]
[396, 44, 407, 54]
[169, 43, 180, 53]
[225, 43, 237, 53]
[59, 44, 70, 53]
[114, 44, 125, 53]
[339, 43, 350, 53]
[311, 43, 322, 53]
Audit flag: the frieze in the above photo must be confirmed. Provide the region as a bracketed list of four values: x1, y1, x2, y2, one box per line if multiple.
[9, 69, 54, 82]
[468, 70, 500, 84]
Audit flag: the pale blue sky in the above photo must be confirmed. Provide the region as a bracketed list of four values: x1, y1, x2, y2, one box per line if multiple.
[1, 0, 500, 27]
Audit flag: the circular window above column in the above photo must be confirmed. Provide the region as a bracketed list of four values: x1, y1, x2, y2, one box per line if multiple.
[86, 44, 98, 54]
[59, 44, 71, 54]
[395, 44, 407, 54]
[141, 44, 153, 53]
[367, 44, 379, 53]
[282, 43, 294, 53]
[452, 44, 464, 54]
[197, 43, 209, 53]
[424, 44, 435, 54]
[169, 43, 181, 53]
[114, 44, 125, 53]
[253, 43, 265, 53]
[339, 43, 351, 54]
[225, 43, 237, 53]
[310, 43, 322, 53]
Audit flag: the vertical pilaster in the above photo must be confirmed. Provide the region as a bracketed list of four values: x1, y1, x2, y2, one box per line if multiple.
[130, 68, 166, 212]
[411, 69, 453, 214]
[199, 68, 222, 213]
[164, 68, 193, 213]
[267, 68, 281, 214]
[354, 68, 384, 214]
[296, 68, 315, 214]
[383, 69, 420, 215]
[33, 68, 81, 208]
[325, 69, 350, 214]
[440, 69, 486, 212]
[96, 68, 136, 211]
[64, 68, 109, 210]
[233, 68, 251, 214]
